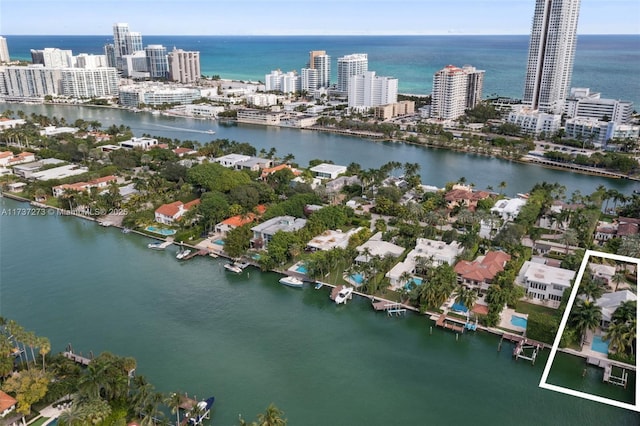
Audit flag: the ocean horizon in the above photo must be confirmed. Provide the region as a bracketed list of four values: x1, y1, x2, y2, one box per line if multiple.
[3, 34, 639, 105]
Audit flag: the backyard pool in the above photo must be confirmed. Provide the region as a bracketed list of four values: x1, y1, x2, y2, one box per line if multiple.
[591, 335, 610, 354]
[145, 226, 176, 236]
[510, 315, 528, 328]
[214, 239, 225, 245]
[404, 277, 423, 290]
[350, 273, 364, 285]
[451, 302, 468, 313]
[295, 264, 308, 274]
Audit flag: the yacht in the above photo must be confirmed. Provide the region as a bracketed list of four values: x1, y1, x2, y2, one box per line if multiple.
[176, 249, 191, 260]
[334, 286, 354, 304]
[279, 276, 304, 288]
[224, 262, 243, 273]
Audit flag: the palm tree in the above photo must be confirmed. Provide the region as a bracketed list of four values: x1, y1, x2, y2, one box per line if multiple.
[570, 300, 603, 347]
[605, 322, 629, 356]
[256, 403, 287, 426]
[454, 285, 477, 312]
[578, 275, 605, 302]
[38, 336, 50, 372]
[165, 392, 183, 426]
[58, 403, 86, 426]
[498, 181, 507, 195]
[399, 271, 414, 290]
[611, 271, 627, 291]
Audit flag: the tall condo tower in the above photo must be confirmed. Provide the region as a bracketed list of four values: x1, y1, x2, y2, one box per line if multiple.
[337, 53, 368, 93]
[0, 36, 10, 63]
[168, 48, 201, 84]
[313, 53, 331, 88]
[430, 65, 485, 120]
[145, 45, 169, 79]
[523, 0, 581, 114]
[113, 23, 130, 69]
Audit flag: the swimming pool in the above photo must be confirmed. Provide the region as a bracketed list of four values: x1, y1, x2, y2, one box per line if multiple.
[451, 302, 468, 313]
[295, 264, 308, 274]
[591, 335, 609, 354]
[510, 315, 528, 328]
[145, 226, 176, 236]
[350, 273, 364, 285]
[404, 277, 423, 290]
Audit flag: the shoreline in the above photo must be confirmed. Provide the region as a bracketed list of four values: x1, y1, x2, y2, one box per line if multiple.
[3, 193, 634, 375]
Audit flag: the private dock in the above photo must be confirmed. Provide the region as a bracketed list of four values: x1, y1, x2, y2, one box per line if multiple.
[434, 313, 465, 333]
[62, 344, 92, 366]
[513, 339, 540, 365]
[181, 249, 208, 261]
[372, 299, 407, 316]
[330, 285, 344, 301]
[156, 240, 173, 249]
[586, 357, 631, 388]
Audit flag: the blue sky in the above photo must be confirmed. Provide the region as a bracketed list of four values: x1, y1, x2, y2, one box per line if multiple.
[1, 0, 638, 35]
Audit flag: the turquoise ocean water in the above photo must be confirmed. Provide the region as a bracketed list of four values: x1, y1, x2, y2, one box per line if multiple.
[4, 35, 640, 105]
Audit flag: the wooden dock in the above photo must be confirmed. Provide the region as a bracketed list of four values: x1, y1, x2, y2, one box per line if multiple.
[372, 299, 406, 316]
[181, 249, 208, 261]
[435, 313, 465, 333]
[62, 345, 93, 366]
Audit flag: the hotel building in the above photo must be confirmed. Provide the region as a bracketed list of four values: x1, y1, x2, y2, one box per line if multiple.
[0, 36, 10, 63]
[523, 0, 581, 114]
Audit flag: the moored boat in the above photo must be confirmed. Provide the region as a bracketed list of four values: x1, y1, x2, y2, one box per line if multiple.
[279, 276, 304, 288]
[334, 286, 354, 304]
[224, 263, 243, 273]
[176, 249, 191, 260]
[148, 242, 164, 250]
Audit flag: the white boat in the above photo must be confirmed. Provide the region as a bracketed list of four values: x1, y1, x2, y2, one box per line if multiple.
[315, 282, 323, 290]
[148, 242, 164, 250]
[334, 286, 354, 304]
[224, 263, 243, 273]
[206, 129, 216, 134]
[99, 221, 112, 227]
[122, 227, 131, 234]
[279, 276, 304, 288]
[176, 249, 191, 260]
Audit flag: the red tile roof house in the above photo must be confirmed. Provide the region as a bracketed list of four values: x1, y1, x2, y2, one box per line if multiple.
[0, 151, 36, 167]
[444, 185, 491, 211]
[172, 147, 198, 157]
[52, 175, 118, 197]
[454, 250, 511, 296]
[0, 390, 17, 418]
[214, 205, 267, 236]
[154, 199, 200, 225]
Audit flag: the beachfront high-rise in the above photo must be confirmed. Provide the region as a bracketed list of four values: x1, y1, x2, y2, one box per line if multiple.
[0, 36, 10, 63]
[145, 45, 168, 79]
[309, 50, 330, 88]
[348, 71, 398, 109]
[112, 23, 144, 70]
[337, 53, 368, 93]
[523, 0, 581, 114]
[168, 48, 201, 84]
[431, 65, 485, 120]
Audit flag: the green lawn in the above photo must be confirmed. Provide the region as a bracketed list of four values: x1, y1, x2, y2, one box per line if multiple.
[515, 300, 558, 316]
[30, 418, 50, 426]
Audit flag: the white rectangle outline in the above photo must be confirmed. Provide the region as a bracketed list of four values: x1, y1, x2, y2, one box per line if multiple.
[538, 249, 639, 412]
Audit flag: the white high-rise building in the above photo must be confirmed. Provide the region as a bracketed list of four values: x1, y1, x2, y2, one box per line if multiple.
[1, 65, 61, 99]
[430, 65, 485, 120]
[301, 68, 319, 92]
[31, 48, 74, 68]
[0, 37, 10, 63]
[348, 71, 398, 109]
[314, 54, 331, 88]
[122, 51, 149, 79]
[265, 70, 299, 94]
[168, 48, 201, 84]
[61, 68, 119, 98]
[523, 0, 581, 114]
[564, 88, 633, 124]
[337, 53, 368, 93]
[75, 54, 108, 69]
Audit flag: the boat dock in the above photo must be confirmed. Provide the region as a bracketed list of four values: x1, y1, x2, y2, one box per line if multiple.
[155, 240, 173, 249]
[180, 249, 208, 261]
[62, 344, 92, 366]
[586, 357, 632, 388]
[372, 299, 407, 316]
[434, 312, 465, 333]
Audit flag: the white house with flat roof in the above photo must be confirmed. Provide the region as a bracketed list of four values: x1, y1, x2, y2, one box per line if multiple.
[251, 216, 307, 249]
[119, 137, 158, 150]
[30, 164, 89, 181]
[355, 232, 405, 264]
[517, 261, 576, 307]
[214, 153, 251, 168]
[490, 198, 527, 221]
[307, 228, 363, 251]
[309, 163, 347, 180]
[387, 239, 463, 288]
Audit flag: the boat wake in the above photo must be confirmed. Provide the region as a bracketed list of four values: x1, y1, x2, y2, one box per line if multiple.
[152, 124, 215, 134]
